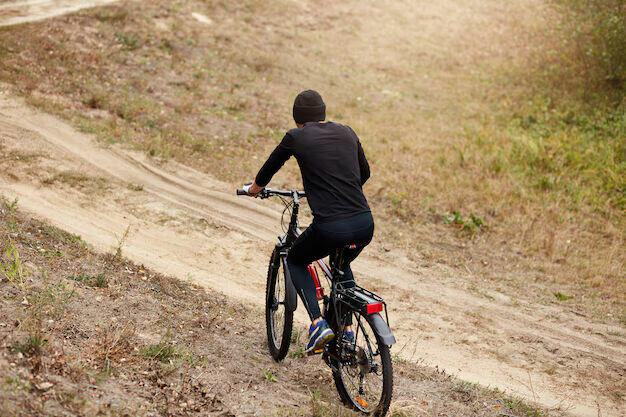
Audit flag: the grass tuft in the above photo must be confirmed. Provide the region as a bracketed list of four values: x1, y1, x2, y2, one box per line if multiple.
[263, 369, 278, 382]
[70, 274, 108, 288]
[443, 211, 485, 236]
[141, 341, 178, 362]
[10, 334, 46, 356]
[0, 240, 27, 289]
[553, 292, 574, 301]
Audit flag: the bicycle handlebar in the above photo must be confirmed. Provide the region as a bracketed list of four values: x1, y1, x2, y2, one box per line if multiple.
[236, 187, 305, 199]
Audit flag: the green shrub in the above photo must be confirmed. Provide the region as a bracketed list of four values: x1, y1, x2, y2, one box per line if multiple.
[554, 0, 625, 84]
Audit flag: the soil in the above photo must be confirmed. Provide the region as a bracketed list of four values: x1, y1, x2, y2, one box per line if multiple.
[0, 93, 623, 417]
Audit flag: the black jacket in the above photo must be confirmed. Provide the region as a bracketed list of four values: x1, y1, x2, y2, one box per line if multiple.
[255, 121, 371, 223]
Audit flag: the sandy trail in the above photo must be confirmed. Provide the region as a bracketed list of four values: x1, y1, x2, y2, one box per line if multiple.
[0, 0, 118, 26]
[0, 94, 624, 416]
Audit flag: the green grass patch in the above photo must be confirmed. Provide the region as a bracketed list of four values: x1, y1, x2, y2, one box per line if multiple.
[263, 369, 277, 382]
[39, 224, 87, 247]
[4, 376, 33, 391]
[443, 210, 485, 236]
[288, 347, 305, 359]
[501, 397, 544, 417]
[70, 274, 108, 288]
[141, 341, 178, 362]
[468, 99, 625, 212]
[553, 292, 574, 301]
[10, 334, 46, 356]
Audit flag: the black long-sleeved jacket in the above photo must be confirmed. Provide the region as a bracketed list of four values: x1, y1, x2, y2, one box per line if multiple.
[255, 121, 371, 223]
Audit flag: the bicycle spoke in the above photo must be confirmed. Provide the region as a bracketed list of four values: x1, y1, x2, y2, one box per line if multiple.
[355, 314, 377, 359]
[342, 367, 361, 394]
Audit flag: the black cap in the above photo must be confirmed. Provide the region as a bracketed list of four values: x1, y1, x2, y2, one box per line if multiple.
[292, 90, 326, 124]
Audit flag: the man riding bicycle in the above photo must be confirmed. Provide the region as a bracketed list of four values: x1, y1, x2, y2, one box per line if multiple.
[243, 90, 374, 354]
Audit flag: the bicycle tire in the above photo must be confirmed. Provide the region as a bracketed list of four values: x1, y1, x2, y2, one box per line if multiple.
[266, 249, 294, 361]
[332, 313, 393, 416]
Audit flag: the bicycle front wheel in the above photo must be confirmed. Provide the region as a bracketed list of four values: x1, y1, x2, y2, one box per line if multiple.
[265, 249, 294, 361]
[332, 311, 393, 416]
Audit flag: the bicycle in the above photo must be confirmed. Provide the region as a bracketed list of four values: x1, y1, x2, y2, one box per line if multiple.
[237, 187, 396, 416]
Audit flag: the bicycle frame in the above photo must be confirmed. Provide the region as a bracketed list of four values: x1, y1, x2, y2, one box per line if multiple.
[275, 190, 395, 347]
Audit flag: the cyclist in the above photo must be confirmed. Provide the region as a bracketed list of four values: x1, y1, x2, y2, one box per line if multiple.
[243, 90, 374, 354]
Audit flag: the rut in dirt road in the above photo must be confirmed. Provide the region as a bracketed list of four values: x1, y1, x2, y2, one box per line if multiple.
[0, 94, 624, 417]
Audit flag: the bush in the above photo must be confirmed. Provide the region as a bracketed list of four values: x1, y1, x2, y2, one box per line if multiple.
[554, 0, 625, 85]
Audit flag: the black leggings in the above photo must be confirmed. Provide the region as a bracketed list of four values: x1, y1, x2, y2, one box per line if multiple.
[286, 211, 374, 321]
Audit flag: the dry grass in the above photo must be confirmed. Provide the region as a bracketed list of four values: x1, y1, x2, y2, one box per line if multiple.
[0, 0, 622, 320]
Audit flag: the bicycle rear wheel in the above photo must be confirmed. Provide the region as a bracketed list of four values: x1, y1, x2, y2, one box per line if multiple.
[266, 249, 294, 361]
[332, 311, 393, 416]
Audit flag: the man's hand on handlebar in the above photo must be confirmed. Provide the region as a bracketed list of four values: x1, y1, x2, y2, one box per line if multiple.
[242, 182, 264, 197]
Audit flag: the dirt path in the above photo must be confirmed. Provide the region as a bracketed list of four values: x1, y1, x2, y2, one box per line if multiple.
[0, 0, 119, 26]
[0, 94, 624, 416]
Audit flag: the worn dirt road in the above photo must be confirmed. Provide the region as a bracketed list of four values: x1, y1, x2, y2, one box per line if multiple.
[0, 0, 118, 26]
[0, 93, 624, 416]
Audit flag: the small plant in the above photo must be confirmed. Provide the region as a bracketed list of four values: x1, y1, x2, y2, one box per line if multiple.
[502, 397, 543, 417]
[70, 274, 108, 288]
[291, 328, 303, 344]
[443, 210, 485, 236]
[10, 334, 46, 356]
[4, 376, 32, 391]
[2, 198, 19, 231]
[263, 369, 277, 382]
[391, 354, 409, 364]
[141, 341, 178, 362]
[0, 240, 27, 289]
[289, 348, 306, 359]
[115, 32, 141, 50]
[553, 292, 574, 301]
[93, 274, 108, 288]
[183, 353, 206, 367]
[113, 225, 131, 260]
[451, 381, 479, 403]
[33, 275, 76, 318]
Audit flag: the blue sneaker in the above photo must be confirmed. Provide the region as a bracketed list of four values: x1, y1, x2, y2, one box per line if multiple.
[305, 319, 334, 355]
[344, 330, 355, 343]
